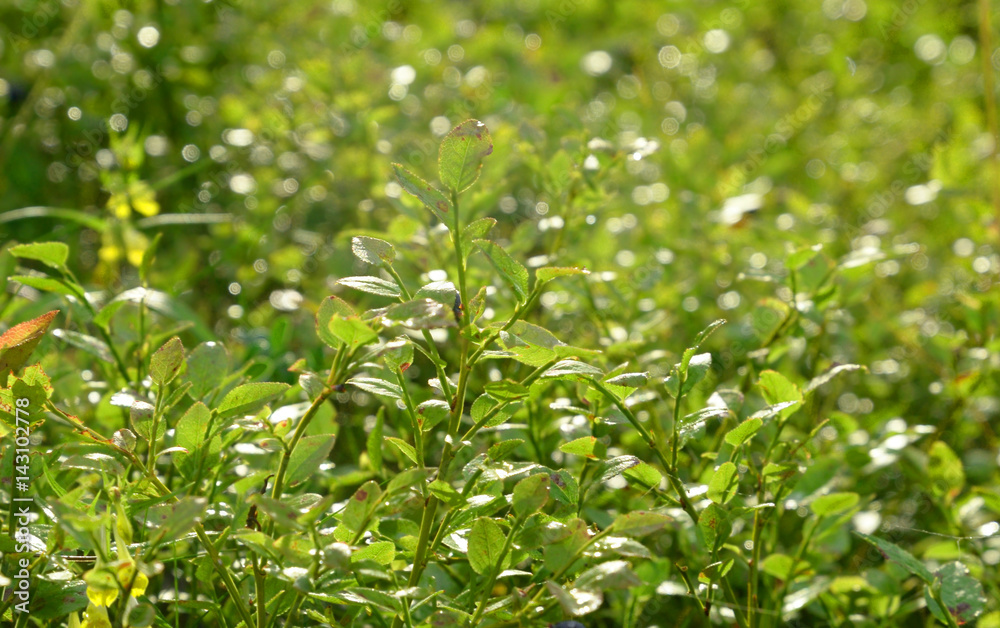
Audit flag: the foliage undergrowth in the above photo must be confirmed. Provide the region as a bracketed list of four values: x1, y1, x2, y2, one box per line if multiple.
[1, 117, 995, 628]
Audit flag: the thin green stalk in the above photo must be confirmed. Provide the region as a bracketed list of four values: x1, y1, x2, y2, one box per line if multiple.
[468, 515, 523, 627]
[63, 276, 132, 386]
[252, 553, 267, 628]
[589, 380, 698, 523]
[116, 439, 256, 628]
[395, 369, 425, 468]
[384, 264, 454, 400]
[670, 386, 684, 470]
[268, 345, 348, 513]
[392, 191, 472, 628]
[770, 516, 820, 626]
[721, 577, 751, 628]
[748, 506, 764, 628]
[517, 526, 612, 616]
[675, 563, 705, 614]
[147, 385, 165, 473]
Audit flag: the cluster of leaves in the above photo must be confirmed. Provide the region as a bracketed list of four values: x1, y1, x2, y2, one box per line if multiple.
[1, 118, 995, 628]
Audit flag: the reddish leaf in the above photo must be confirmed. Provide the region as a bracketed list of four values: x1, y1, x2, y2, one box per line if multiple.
[0, 310, 59, 386]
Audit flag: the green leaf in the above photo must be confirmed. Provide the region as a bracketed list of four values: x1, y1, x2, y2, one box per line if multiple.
[545, 580, 602, 617]
[186, 341, 229, 398]
[341, 480, 382, 534]
[414, 280, 458, 305]
[352, 540, 395, 565]
[612, 511, 674, 537]
[512, 474, 550, 517]
[146, 497, 208, 540]
[416, 399, 451, 432]
[487, 439, 524, 462]
[708, 462, 739, 505]
[535, 266, 589, 285]
[248, 495, 304, 531]
[484, 379, 529, 401]
[386, 437, 417, 464]
[316, 296, 356, 348]
[8, 275, 79, 296]
[543, 518, 592, 573]
[174, 402, 217, 476]
[599, 455, 642, 481]
[428, 479, 465, 507]
[681, 352, 712, 394]
[382, 337, 414, 372]
[438, 119, 493, 193]
[786, 245, 823, 270]
[698, 503, 731, 551]
[604, 372, 650, 388]
[337, 276, 401, 298]
[855, 533, 933, 583]
[575, 560, 642, 590]
[623, 462, 662, 490]
[811, 492, 859, 517]
[698, 559, 736, 585]
[0, 310, 58, 386]
[493, 320, 566, 366]
[351, 236, 395, 267]
[760, 554, 799, 580]
[328, 314, 378, 348]
[474, 239, 529, 302]
[462, 217, 497, 252]
[286, 434, 336, 486]
[757, 370, 802, 421]
[53, 329, 113, 363]
[216, 382, 291, 420]
[9, 242, 69, 270]
[925, 561, 987, 625]
[324, 587, 400, 613]
[548, 470, 580, 505]
[468, 517, 506, 575]
[382, 298, 458, 330]
[519, 516, 572, 549]
[393, 162, 451, 224]
[367, 409, 384, 473]
[347, 377, 402, 400]
[804, 364, 866, 393]
[541, 359, 603, 380]
[559, 436, 606, 459]
[724, 417, 763, 448]
[150, 336, 184, 386]
[126, 603, 156, 628]
[927, 441, 965, 499]
[28, 579, 87, 619]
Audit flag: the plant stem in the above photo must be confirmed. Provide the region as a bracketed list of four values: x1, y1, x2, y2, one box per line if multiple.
[721, 576, 751, 628]
[268, 345, 348, 515]
[391, 190, 471, 628]
[589, 380, 699, 523]
[395, 369, 425, 467]
[670, 385, 684, 470]
[770, 516, 820, 626]
[468, 516, 522, 627]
